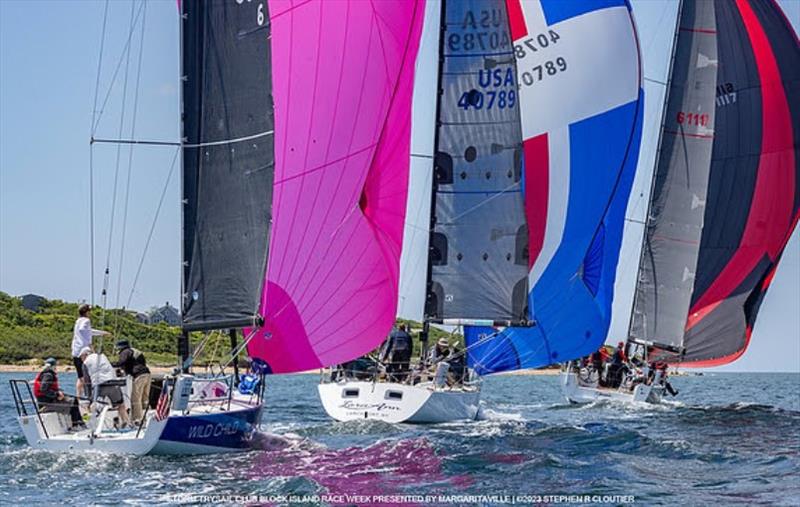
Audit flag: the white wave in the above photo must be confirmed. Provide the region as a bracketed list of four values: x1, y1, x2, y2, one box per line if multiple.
[477, 408, 525, 422]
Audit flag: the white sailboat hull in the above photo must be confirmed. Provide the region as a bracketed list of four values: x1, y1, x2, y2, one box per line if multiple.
[17, 399, 263, 455]
[318, 380, 480, 424]
[12, 375, 263, 455]
[560, 371, 663, 405]
[18, 411, 167, 455]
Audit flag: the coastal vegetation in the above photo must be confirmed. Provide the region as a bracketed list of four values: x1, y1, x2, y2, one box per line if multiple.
[0, 292, 462, 366]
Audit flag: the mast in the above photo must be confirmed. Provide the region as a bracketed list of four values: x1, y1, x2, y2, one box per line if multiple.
[178, 0, 189, 370]
[422, 0, 448, 338]
[229, 328, 240, 385]
[625, 0, 684, 351]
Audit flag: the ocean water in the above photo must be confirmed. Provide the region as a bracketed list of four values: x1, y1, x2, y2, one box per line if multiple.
[1, 371, 798, 506]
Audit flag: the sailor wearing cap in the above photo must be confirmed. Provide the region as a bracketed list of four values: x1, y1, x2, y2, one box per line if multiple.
[427, 337, 451, 365]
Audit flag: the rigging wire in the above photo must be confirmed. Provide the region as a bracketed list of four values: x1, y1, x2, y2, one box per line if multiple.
[101, 0, 137, 327]
[126, 147, 180, 308]
[88, 0, 110, 306]
[91, 0, 147, 136]
[114, 0, 147, 332]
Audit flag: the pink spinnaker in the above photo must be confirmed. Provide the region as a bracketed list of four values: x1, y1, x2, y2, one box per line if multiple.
[247, 0, 424, 373]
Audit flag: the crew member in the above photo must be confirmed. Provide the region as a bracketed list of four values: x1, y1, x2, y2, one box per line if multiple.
[379, 325, 414, 381]
[71, 304, 110, 397]
[113, 340, 151, 424]
[590, 347, 606, 386]
[81, 347, 130, 428]
[608, 341, 628, 388]
[34, 358, 85, 430]
[659, 363, 679, 396]
[427, 337, 451, 365]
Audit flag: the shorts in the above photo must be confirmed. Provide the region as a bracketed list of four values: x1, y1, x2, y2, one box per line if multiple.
[97, 383, 124, 405]
[72, 356, 84, 378]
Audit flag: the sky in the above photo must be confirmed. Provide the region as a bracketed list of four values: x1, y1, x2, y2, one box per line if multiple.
[1, 0, 798, 371]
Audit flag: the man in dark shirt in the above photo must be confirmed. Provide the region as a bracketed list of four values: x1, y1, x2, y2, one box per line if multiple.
[112, 340, 151, 424]
[379, 325, 414, 381]
[34, 358, 84, 430]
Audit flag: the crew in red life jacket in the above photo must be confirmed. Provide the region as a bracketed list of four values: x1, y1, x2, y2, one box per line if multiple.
[590, 349, 604, 372]
[613, 342, 627, 364]
[34, 358, 84, 430]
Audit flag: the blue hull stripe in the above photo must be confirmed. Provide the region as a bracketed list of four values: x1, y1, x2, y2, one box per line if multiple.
[158, 405, 263, 449]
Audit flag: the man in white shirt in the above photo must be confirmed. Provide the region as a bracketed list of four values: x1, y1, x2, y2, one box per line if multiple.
[71, 304, 110, 396]
[80, 347, 130, 428]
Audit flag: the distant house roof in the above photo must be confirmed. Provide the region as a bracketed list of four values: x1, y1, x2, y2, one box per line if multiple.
[20, 294, 46, 313]
[149, 302, 181, 326]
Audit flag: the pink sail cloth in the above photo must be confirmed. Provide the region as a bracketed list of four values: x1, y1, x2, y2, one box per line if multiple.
[247, 0, 424, 373]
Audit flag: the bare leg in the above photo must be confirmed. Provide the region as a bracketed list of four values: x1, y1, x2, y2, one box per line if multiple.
[117, 404, 131, 426]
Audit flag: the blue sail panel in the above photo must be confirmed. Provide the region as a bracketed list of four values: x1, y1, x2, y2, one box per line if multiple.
[465, 326, 520, 375]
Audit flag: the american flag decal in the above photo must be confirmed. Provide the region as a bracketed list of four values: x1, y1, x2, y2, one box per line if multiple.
[155, 388, 171, 421]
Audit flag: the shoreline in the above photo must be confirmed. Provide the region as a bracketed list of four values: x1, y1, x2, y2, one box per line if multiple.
[0, 364, 561, 375]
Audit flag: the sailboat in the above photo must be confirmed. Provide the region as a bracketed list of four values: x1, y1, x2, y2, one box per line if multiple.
[562, 0, 800, 404]
[318, 0, 645, 423]
[10, 0, 425, 453]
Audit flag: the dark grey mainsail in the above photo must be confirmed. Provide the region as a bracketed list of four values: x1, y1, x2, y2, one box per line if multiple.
[628, 0, 717, 351]
[425, 0, 528, 325]
[181, 1, 274, 331]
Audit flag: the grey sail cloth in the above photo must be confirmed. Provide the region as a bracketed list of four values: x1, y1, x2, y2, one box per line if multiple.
[181, 1, 274, 331]
[628, 0, 718, 350]
[425, 0, 528, 323]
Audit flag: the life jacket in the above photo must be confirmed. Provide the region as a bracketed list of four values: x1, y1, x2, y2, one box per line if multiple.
[131, 347, 144, 362]
[33, 368, 58, 399]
